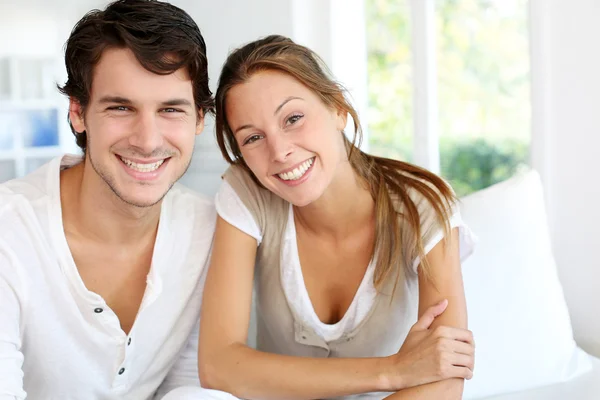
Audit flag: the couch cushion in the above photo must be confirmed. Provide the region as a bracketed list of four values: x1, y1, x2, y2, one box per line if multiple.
[482, 355, 600, 400]
[459, 170, 592, 399]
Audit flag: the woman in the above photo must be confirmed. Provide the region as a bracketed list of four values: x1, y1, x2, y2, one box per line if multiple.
[199, 35, 476, 400]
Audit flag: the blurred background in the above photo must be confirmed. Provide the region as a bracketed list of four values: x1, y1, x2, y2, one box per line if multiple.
[0, 0, 598, 356]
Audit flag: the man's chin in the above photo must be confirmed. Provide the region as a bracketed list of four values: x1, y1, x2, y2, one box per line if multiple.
[118, 195, 164, 208]
[123, 186, 171, 207]
[109, 182, 172, 209]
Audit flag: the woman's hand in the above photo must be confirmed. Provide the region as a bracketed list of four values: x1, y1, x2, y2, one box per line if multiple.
[381, 299, 475, 391]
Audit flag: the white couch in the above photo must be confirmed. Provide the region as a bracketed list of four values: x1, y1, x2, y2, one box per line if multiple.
[459, 170, 599, 399]
[484, 356, 600, 399]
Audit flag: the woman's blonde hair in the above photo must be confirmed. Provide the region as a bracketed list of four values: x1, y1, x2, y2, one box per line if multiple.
[215, 35, 455, 289]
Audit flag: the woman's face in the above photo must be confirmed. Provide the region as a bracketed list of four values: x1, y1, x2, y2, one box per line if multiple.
[225, 70, 348, 207]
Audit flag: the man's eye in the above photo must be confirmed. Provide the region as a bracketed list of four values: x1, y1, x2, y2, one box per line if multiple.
[108, 106, 129, 111]
[243, 134, 263, 145]
[162, 108, 182, 113]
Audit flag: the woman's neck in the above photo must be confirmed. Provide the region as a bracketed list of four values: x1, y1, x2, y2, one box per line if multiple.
[293, 163, 375, 240]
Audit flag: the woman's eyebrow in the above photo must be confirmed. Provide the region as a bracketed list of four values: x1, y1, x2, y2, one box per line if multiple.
[274, 96, 304, 115]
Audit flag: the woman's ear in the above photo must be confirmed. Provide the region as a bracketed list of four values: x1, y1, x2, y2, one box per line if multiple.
[335, 108, 348, 132]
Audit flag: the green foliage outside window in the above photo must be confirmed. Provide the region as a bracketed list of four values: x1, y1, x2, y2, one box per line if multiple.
[365, 0, 530, 196]
[440, 137, 528, 197]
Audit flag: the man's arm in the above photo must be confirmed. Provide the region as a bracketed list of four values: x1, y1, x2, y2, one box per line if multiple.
[385, 228, 472, 400]
[0, 245, 27, 400]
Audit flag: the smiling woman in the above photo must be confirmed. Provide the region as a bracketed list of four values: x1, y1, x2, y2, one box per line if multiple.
[224, 69, 348, 207]
[198, 34, 477, 400]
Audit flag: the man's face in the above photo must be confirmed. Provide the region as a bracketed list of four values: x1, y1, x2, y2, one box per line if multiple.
[70, 47, 203, 208]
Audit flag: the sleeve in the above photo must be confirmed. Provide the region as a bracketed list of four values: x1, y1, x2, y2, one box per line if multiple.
[214, 180, 263, 245]
[406, 184, 478, 274]
[158, 387, 242, 400]
[0, 244, 27, 400]
[154, 322, 242, 400]
[153, 322, 201, 399]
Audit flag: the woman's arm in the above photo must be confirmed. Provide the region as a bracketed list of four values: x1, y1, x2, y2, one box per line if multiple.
[384, 227, 474, 400]
[198, 217, 391, 400]
[198, 218, 473, 400]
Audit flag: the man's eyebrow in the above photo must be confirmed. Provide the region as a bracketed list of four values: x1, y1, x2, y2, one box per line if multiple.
[160, 98, 193, 107]
[97, 97, 193, 107]
[98, 96, 131, 104]
[274, 96, 303, 115]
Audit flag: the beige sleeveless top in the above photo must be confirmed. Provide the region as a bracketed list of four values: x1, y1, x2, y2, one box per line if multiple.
[222, 165, 470, 399]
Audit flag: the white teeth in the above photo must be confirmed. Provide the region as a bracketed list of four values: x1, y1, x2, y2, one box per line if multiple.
[120, 157, 165, 172]
[277, 158, 314, 181]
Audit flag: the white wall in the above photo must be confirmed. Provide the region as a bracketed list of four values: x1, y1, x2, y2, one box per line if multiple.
[531, 0, 600, 357]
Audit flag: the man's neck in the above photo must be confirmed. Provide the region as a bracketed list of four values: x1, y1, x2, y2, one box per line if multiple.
[59, 161, 162, 247]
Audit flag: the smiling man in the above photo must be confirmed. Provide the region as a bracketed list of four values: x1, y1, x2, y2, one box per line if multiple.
[0, 1, 223, 399]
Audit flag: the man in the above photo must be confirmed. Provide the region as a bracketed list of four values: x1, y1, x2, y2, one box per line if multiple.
[0, 1, 226, 398]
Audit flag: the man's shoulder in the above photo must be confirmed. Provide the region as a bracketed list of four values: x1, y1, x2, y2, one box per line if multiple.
[161, 184, 216, 261]
[166, 183, 216, 227]
[168, 182, 214, 209]
[0, 157, 56, 204]
[0, 176, 54, 286]
[0, 171, 49, 221]
[0, 160, 57, 245]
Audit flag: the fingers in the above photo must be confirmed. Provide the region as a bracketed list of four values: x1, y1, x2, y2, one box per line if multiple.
[449, 365, 474, 380]
[448, 340, 475, 357]
[433, 325, 475, 346]
[449, 353, 475, 371]
[412, 299, 448, 331]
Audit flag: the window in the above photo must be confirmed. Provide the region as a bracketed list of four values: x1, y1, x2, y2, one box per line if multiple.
[0, 57, 62, 182]
[366, 0, 413, 162]
[366, 0, 530, 196]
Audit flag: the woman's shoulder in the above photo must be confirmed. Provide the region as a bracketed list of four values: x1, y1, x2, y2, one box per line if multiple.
[221, 164, 289, 229]
[223, 164, 272, 202]
[222, 163, 257, 187]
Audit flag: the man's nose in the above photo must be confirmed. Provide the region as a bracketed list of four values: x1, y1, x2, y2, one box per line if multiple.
[128, 112, 164, 154]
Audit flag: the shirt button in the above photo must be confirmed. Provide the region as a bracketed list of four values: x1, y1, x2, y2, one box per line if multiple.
[94, 308, 103, 313]
[127, 338, 132, 346]
[118, 367, 125, 375]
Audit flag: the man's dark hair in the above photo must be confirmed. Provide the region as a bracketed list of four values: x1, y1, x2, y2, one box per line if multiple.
[58, 0, 214, 153]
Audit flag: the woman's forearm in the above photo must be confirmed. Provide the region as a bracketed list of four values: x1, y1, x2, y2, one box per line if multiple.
[384, 378, 464, 400]
[200, 343, 398, 400]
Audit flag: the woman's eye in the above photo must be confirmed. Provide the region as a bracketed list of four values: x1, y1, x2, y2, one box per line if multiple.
[243, 134, 263, 145]
[286, 114, 303, 125]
